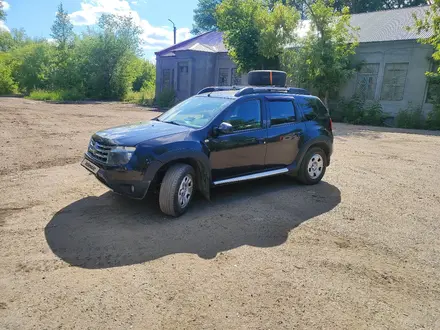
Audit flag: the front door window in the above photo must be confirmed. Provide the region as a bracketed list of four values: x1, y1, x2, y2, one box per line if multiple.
[222, 99, 262, 131]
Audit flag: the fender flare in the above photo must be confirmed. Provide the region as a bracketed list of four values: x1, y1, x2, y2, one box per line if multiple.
[291, 136, 333, 173]
[150, 149, 211, 200]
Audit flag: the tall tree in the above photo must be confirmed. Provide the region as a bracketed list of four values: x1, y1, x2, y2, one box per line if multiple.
[192, 0, 429, 32]
[412, 0, 440, 128]
[412, 0, 439, 77]
[0, 0, 6, 22]
[216, 0, 299, 72]
[282, 0, 359, 106]
[50, 3, 74, 89]
[77, 14, 143, 99]
[192, 0, 222, 34]
[50, 3, 74, 50]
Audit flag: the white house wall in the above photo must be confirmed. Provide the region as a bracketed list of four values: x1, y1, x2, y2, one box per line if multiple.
[340, 40, 434, 115]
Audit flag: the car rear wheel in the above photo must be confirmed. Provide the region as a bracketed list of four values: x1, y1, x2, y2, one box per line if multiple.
[159, 164, 195, 217]
[297, 147, 327, 185]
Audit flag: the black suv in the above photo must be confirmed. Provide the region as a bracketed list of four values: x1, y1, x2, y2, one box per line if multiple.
[82, 79, 333, 216]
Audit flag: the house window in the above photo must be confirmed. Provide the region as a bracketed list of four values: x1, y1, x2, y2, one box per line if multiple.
[162, 69, 171, 90]
[426, 63, 439, 103]
[356, 63, 379, 100]
[380, 63, 409, 101]
[218, 68, 229, 86]
[231, 68, 242, 85]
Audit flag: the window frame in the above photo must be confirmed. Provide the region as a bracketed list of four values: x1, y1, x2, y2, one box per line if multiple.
[231, 68, 242, 86]
[356, 63, 380, 101]
[267, 99, 297, 127]
[380, 62, 409, 101]
[162, 69, 171, 91]
[218, 68, 230, 86]
[220, 98, 264, 134]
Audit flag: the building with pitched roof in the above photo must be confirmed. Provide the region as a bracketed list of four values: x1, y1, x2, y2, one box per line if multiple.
[155, 6, 436, 115]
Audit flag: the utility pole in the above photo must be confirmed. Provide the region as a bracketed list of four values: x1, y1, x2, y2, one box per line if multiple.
[168, 19, 176, 45]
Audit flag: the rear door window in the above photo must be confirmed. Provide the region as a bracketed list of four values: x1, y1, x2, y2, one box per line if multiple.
[269, 101, 296, 126]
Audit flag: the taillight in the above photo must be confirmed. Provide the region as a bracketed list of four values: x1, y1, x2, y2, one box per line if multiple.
[329, 118, 333, 131]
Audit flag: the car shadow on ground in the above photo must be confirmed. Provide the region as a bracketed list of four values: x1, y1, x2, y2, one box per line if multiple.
[45, 176, 341, 269]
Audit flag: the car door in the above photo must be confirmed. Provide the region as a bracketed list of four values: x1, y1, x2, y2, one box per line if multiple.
[264, 96, 306, 169]
[207, 98, 267, 181]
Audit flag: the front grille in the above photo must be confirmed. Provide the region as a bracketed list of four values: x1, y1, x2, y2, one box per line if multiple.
[87, 138, 113, 163]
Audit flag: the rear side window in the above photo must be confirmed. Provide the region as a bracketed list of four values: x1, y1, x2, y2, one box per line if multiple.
[223, 99, 262, 131]
[297, 98, 329, 120]
[269, 101, 296, 126]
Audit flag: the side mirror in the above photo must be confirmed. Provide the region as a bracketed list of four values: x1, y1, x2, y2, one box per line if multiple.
[215, 122, 233, 135]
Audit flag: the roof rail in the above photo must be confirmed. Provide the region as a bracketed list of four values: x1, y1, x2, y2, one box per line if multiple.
[234, 86, 310, 97]
[197, 85, 311, 97]
[197, 86, 245, 95]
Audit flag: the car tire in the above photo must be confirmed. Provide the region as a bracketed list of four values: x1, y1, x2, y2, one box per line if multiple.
[297, 147, 327, 185]
[159, 164, 195, 217]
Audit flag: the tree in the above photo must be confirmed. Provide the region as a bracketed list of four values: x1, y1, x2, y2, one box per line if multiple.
[0, 0, 6, 22]
[51, 3, 74, 50]
[50, 3, 74, 89]
[12, 41, 55, 93]
[0, 52, 18, 94]
[216, 0, 300, 72]
[75, 14, 142, 99]
[130, 57, 156, 92]
[413, 1, 439, 79]
[192, 0, 430, 36]
[192, 0, 222, 34]
[282, 0, 359, 106]
[0, 31, 13, 51]
[412, 0, 440, 128]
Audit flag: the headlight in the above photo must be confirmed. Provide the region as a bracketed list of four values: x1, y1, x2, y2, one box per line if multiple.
[108, 146, 136, 165]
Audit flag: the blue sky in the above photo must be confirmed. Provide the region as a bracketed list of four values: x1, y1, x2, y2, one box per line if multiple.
[1, 0, 199, 60]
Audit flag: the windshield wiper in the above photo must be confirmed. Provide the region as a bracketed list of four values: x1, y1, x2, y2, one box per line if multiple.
[163, 120, 181, 126]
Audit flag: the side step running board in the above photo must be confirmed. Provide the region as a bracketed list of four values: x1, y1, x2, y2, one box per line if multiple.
[213, 168, 289, 186]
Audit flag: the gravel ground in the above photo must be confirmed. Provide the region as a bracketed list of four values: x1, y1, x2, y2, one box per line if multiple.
[1, 97, 440, 329]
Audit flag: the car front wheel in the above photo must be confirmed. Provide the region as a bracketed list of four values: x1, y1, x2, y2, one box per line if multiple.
[159, 164, 195, 217]
[298, 147, 327, 185]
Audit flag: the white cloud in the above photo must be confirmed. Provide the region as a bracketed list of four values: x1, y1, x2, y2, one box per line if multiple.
[131, 1, 138, 5]
[3, 1, 10, 11]
[0, 21, 9, 32]
[70, 0, 192, 53]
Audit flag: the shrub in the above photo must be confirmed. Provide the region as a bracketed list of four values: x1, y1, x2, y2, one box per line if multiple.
[124, 87, 155, 106]
[395, 104, 425, 129]
[155, 89, 176, 108]
[331, 96, 385, 126]
[426, 105, 440, 130]
[362, 101, 385, 126]
[27, 89, 85, 101]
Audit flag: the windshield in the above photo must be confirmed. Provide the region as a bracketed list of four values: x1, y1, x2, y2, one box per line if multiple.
[158, 96, 234, 128]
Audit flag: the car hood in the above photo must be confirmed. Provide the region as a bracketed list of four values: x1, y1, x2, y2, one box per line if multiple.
[92, 120, 191, 146]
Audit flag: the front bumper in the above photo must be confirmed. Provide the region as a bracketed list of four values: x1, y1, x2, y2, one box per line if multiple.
[82, 154, 151, 199]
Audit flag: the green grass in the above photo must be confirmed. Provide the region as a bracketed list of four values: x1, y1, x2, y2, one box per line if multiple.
[123, 88, 155, 106]
[27, 89, 85, 102]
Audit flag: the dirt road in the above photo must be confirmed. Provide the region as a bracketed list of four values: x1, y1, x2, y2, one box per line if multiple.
[1, 97, 440, 329]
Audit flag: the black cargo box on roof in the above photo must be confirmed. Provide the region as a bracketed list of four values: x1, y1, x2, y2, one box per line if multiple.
[247, 70, 287, 87]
